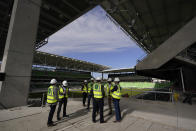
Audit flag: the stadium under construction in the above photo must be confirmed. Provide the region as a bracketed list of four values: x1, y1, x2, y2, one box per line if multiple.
[0, 0, 196, 130]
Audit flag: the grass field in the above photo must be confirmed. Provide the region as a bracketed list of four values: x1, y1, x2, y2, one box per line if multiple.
[120, 82, 172, 89]
[68, 82, 171, 97]
[29, 82, 172, 99]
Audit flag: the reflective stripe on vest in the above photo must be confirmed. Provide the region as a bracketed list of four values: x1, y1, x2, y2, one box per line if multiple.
[47, 86, 57, 104]
[58, 86, 64, 99]
[112, 85, 121, 99]
[93, 83, 103, 99]
[83, 85, 87, 93]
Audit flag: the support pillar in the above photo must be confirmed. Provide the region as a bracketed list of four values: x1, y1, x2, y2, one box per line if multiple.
[136, 17, 196, 70]
[0, 0, 41, 108]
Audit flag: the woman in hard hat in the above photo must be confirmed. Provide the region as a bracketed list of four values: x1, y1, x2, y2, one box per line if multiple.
[57, 80, 69, 120]
[111, 77, 122, 122]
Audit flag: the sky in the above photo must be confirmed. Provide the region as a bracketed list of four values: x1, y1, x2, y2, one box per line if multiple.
[39, 6, 146, 70]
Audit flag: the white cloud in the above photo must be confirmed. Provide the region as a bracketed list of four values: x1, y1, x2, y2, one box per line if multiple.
[39, 6, 136, 54]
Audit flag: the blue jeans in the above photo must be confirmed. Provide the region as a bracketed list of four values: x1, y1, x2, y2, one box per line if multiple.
[113, 98, 121, 121]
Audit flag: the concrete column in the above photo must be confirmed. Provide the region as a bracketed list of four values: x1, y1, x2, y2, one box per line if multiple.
[136, 17, 196, 70]
[0, 0, 41, 108]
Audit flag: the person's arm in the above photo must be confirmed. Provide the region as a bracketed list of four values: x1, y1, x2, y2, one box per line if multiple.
[111, 85, 118, 92]
[101, 85, 105, 97]
[81, 85, 83, 91]
[68, 87, 69, 94]
[90, 86, 94, 98]
[54, 86, 59, 101]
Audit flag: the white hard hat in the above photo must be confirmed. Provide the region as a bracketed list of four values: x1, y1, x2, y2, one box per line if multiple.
[96, 77, 101, 81]
[50, 78, 57, 84]
[90, 78, 94, 81]
[62, 80, 68, 86]
[107, 78, 112, 82]
[114, 77, 120, 82]
[84, 80, 87, 83]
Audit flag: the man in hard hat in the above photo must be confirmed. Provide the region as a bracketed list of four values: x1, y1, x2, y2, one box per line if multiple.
[57, 80, 69, 120]
[104, 78, 114, 115]
[111, 77, 122, 122]
[81, 80, 88, 106]
[87, 78, 94, 111]
[91, 77, 105, 123]
[47, 78, 59, 126]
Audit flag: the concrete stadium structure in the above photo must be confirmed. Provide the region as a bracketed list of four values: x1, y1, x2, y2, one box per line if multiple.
[0, 0, 196, 109]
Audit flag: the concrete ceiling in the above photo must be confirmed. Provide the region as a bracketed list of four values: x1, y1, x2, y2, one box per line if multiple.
[1, 0, 196, 66]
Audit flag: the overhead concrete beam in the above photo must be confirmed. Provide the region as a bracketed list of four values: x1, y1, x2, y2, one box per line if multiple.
[136, 17, 196, 70]
[175, 56, 196, 66]
[0, 0, 41, 108]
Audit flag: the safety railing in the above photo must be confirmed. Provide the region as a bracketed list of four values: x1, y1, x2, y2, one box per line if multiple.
[28, 87, 174, 107]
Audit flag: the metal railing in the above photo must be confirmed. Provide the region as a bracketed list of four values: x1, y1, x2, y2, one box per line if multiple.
[29, 87, 174, 107]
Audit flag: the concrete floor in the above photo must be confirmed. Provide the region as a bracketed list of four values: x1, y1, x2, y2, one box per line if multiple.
[0, 98, 195, 131]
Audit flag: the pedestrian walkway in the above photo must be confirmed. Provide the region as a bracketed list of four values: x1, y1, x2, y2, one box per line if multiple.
[0, 98, 195, 131]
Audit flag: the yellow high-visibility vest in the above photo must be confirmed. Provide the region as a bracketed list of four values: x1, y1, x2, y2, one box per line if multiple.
[88, 82, 93, 93]
[93, 83, 103, 99]
[112, 84, 121, 99]
[82, 85, 87, 93]
[105, 83, 114, 96]
[58, 86, 65, 99]
[47, 86, 57, 104]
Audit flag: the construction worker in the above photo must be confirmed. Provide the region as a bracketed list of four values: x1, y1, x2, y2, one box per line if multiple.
[91, 77, 105, 123]
[57, 80, 69, 120]
[81, 80, 88, 106]
[47, 78, 58, 127]
[111, 77, 122, 122]
[87, 78, 94, 110]
[104, 78, 114, 115]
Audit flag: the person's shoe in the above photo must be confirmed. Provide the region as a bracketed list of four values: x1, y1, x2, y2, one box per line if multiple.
[113, 120, 121, 123]
[100, 121, 106, 124]
[57, 117, 61, 121]
[47, 122, 56, 127]
[63, 115, 69, 117]
[92, 120, 96, 123]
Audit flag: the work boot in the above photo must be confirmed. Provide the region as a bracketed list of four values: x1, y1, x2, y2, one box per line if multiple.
[100, 121, 106, 124]
[47, 122, 56, 127]
[57, 117, 61, 121]
[113, 120, 121, 123]
[63, 115, 69, 117]
[108, 112, 112, 115]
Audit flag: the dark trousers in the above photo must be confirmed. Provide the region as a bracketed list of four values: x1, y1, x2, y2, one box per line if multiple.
[113, 98, 121, 121]
[92, 98, 104, 122]
[57, 98, 68, 118]
[108, 96, 112, 113]
[87, 94, 92, 109]
[47, 104, 56, 124]
[183, 95, 192, 105]
[82, 92, 87, 106]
